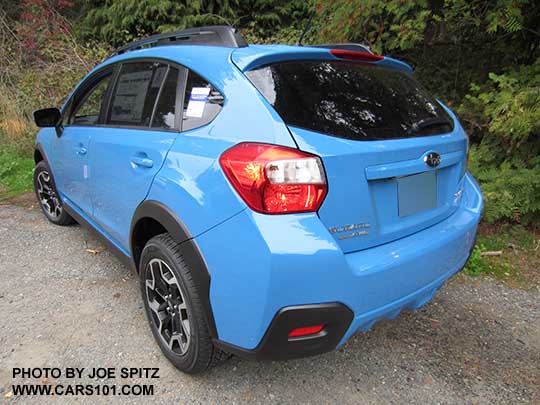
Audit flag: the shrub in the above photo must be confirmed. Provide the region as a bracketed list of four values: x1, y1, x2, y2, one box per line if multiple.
[461, 60, 540, 224]
[76, 0, 238, 47]
[0, 3, 109, 155]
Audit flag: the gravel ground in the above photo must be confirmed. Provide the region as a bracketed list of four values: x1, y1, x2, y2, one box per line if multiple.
[0, 203, 539, 404]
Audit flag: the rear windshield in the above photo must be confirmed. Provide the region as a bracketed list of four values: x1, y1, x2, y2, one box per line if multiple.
[245, 61, 453, 141]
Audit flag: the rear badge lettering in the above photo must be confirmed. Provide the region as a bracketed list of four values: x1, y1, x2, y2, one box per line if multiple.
[338, 230, 369, 240]
[329, 223, 370, 239]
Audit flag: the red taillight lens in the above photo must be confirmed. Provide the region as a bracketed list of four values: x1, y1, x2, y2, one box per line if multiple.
[219, 143, 327, 214]
[330, 49, 384, 62]
[288, 325, 325, 338]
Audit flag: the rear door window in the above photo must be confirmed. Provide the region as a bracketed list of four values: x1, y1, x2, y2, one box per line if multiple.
[245, 61, 453, 140]
[107, 62, 167, 127]
[182, 71, 224, 131]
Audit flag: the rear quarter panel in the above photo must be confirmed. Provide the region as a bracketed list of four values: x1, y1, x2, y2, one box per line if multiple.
[147, 47, 296, 238]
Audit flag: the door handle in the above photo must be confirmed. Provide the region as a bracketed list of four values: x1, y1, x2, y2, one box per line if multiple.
[76, 146, 87, 155]
[130, 156, 154, 168]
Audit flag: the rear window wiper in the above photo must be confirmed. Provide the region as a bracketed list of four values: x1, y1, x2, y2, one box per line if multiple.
[408, 117, 451, 134]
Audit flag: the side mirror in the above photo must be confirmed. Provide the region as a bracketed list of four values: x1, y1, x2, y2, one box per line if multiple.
[33, 108, 62, 128]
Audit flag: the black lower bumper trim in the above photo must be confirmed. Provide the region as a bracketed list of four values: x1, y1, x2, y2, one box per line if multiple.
[213, 303, 354, 361]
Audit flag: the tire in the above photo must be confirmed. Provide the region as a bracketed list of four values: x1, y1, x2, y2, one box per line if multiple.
[33, 160, 75, 226]
[139, 233, 229, 374]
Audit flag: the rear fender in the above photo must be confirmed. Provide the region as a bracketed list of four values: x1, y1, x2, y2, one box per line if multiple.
[130, 200, 219, 338]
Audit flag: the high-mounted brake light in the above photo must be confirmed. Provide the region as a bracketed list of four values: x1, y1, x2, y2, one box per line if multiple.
[288, 325, 325, 338]
[219, 143, 327, 214]
[330, 49, 384, 62]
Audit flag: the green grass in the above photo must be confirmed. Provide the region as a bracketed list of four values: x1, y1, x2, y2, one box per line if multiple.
[464, 223, 539, 289]
[0, 147, 34, 200]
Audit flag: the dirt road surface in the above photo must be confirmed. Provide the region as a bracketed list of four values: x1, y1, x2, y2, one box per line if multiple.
[1, 203, 539, 404]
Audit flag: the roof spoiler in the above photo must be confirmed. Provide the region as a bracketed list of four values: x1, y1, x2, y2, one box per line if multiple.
[108, 25, 248, 59]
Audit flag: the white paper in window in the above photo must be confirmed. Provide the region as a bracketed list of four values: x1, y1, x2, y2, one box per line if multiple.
[111, 70, 152, 123]
[186, 87, 210, 118]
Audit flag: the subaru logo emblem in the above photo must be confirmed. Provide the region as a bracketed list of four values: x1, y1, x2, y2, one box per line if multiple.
[424, 152, 441, 168]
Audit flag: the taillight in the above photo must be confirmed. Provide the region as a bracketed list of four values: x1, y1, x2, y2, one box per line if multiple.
[219, 143, 327, 214]
[330, 49, 384, 62]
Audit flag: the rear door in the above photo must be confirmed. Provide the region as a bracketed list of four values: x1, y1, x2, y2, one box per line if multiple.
[90, 61, 185, 249]
[246, 60, 468, 253]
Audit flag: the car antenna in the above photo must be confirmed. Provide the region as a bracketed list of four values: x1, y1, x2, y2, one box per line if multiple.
[295, 9, 316, 46]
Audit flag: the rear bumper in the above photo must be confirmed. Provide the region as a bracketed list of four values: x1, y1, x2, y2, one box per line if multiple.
[197, 173, 482, 358]
[214, 255, 470, 360]
[214, 303, 354, 360]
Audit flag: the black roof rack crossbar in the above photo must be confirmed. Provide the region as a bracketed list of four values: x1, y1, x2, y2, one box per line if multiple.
[108, 25, 248, 58]
[310, 43, 373, 54]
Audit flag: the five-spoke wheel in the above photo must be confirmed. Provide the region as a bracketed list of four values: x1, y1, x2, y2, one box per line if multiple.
[140, 234, 229, 373]
[36, 170, 62, 219]
[145, 258, 191, 355]
[33, 161, 74, 226]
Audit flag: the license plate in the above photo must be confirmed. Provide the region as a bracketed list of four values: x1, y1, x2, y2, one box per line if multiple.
[398, 171, 437, 217]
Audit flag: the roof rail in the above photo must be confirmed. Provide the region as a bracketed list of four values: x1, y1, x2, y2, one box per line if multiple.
[108, 25, 248, 58]
[310, 43, 373, 54]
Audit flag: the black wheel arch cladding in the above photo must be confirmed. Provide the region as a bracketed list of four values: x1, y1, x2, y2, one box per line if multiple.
[130, 200, 218, 339]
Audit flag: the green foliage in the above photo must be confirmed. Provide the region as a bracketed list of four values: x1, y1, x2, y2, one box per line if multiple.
[77, 0, 239, 46]
[464, 224, 539, 288]
[76, 0, 311, 46]
[314, 0, 431, 54]
[470, 159, 540, 224]
[1, 0, 540, 227]
[236, 0, 310, 44]
[463, 244, 491, 276]
[314, 0, 532, 53]
[313, 0, 538, 102]
[462, 60, 540, 224]
[0, 142, 34, 199]
[463, 63, 540, 153]
[313, 0, 540, 224]
[0, 4, 110, 155]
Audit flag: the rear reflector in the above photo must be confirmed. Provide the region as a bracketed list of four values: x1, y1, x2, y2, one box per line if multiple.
[330, 49, 384, 62]
[288, 325, 325, 338]
[219, 143, 327, 214]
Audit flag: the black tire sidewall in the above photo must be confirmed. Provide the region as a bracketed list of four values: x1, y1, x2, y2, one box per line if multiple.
[33, 161, 71, 225]
[139, 238, 202, 372]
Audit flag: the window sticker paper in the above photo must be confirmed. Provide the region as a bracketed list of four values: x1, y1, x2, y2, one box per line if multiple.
[186, 87, 210, 118]
[111, 70, 152, 123]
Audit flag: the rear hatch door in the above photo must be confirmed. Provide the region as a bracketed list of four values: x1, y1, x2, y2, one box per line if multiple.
[245, 59, 468, 253]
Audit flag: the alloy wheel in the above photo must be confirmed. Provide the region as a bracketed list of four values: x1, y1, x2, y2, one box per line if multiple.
[145, 258, 191, 355]
[36, 170, 62, 219]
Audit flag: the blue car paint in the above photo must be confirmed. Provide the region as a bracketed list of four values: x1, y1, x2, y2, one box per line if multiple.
[289, 113, 468, 253]
[89, 127, 178, 249]
[47, 126, 94, 215]
[231, 44, 413, 73]
[38, 45, 296, 252]
[196, 173, 482, 349]
[36, 42, 483, 354]
[141, 47, 299, 242]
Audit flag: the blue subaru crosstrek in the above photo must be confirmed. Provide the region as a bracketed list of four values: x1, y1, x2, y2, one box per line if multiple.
[32, 26, 483, 373]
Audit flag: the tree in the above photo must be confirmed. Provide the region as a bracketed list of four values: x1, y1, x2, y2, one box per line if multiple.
[76, 0, 238, 46]
[235, 0, 311, 44]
